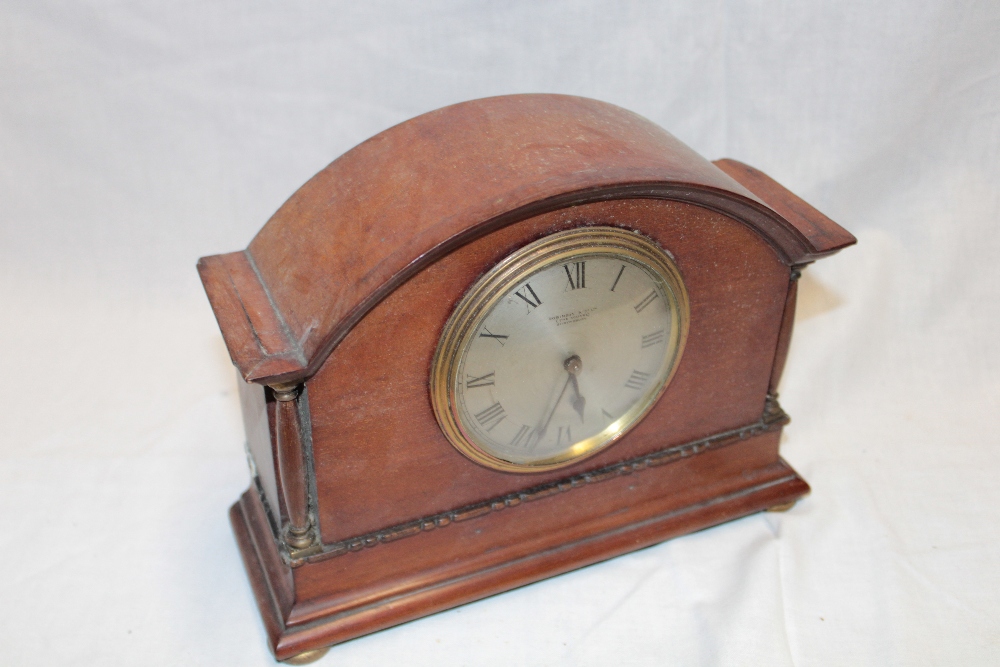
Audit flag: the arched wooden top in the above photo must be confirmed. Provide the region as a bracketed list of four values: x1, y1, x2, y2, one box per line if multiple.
[198, 94, 854, 385]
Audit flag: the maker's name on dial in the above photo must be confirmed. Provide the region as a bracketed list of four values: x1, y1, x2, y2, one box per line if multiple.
[547, 307, 597, 327]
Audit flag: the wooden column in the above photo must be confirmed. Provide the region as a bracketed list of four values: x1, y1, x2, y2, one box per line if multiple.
[271, 383, 313, 549]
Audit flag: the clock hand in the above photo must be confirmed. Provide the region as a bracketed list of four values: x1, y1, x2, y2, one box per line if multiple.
[563, 354, 586, 423]
[569, 374, 586, 423]
[534, 374, 572, 444]
[535, 355, 584, 442]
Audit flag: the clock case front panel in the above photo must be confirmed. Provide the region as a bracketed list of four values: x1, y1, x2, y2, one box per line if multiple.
[310, 198, 785, 541]
[198, 94, 855, 660]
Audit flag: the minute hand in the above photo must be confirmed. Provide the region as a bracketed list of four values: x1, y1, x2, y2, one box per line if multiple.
[568, 374, 586, 423]
[534, 355, 584, 443]
[534, 374, 572, 444]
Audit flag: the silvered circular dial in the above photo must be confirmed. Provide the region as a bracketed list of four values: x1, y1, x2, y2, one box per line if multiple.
[431, 227, 688, 473]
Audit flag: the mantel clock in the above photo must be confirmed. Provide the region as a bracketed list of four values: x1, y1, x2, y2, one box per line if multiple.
[198, 94, 855, 663]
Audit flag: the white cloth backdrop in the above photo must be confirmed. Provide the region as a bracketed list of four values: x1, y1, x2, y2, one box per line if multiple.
[1, 2, 998, 665]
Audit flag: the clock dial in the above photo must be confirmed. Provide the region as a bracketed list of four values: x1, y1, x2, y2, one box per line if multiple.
[432, 227, 689, 472]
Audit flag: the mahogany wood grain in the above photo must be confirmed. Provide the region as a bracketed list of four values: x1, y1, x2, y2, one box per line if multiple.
[712, 158, 857, 259]
[200, 94, 857, 662]
[236, 379, 287, 534]
[231, 477, 294, 626]
[197, 251, 304, 381]
[291, 427, 788, 623]
[769, 277, 799, 395]
[307, 198, 789, 543]
[200, 95, 852, 387]
[231, 429, 808, 660]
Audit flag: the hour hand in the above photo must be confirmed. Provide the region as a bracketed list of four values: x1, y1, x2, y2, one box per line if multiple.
[564, 355, 586, 422]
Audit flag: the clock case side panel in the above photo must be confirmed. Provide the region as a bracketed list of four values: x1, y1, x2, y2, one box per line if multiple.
[236, 378, 282, 526]
[306, 198, 795, 545]
[233, 376, 301, 625]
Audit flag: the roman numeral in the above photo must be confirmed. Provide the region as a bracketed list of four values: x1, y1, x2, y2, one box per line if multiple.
[625, 370, 650, 390]
[479, 328, 508, 346]
[514, 283, 542, 310]
[610, 265, 625, 292]
[466, 372, 495, 389]
[641, 330, 665, 348]
[556, 425, 572, 445]
[601, 408, 615, 423]
[509, 424, 531, 448]
[634, 289, 659, 313]
[474, 402, 506, 432]
[563, 262, 586, 290]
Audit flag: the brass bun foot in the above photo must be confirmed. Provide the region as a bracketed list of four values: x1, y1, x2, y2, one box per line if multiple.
[283, 647, 330, 665]
[766, 500, 798, 513]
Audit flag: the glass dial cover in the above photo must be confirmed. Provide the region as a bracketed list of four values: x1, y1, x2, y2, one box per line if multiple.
[430, 227, 689, 473]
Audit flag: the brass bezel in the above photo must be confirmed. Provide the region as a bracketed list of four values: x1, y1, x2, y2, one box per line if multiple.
[430, 226, 690, 473]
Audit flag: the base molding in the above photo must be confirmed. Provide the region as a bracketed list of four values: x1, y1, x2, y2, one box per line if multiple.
[231, 440, 808, 661]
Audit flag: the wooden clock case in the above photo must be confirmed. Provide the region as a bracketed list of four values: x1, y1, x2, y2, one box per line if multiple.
[197, 94, 855, 662]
